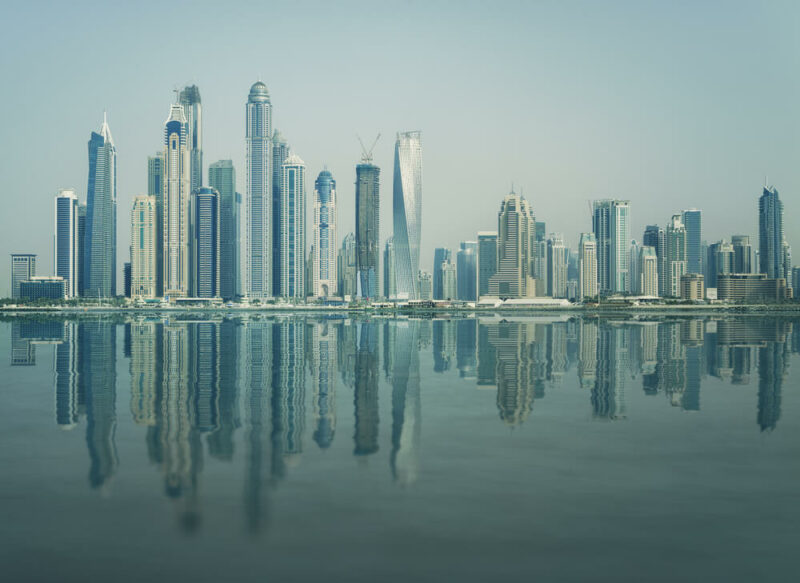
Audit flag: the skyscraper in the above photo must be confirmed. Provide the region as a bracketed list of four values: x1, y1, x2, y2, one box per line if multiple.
[592, 199, 630, 294]
[682, 209, 702, 274]
[130, 195, 157, 299]
[77, 204, 86, 296]
[84, 114, 116, 298]
[179, 85, 203, 192]
[578, 232, 598, 300]
[643, 224, 666, 297]
[245, 81, 273, 299]
[432, 247, 451, 300]
[547, 234, 568, 298]
[312, 169, 337, 298]
[55, 188, 79, 297]
[477, 231, 498, 299]
[280, 154, 306, 299]
[163, 104, 191, 298]
[11, 254, 36, 299]
[639, 246, 658, 296]
[488, 193, 535, 298]
[666, 214, 687, 297]
[628, 240, 640, 294]
[457, 241, 477, 301]
[759, 186, 789, 280]
[356, 159, 380, 299]
[338, 233, 358, 298]
[209, 160, 238, 300]
[732, 235, 753, 274]
[393, 131, 422, 300]
[384, 238, 396, 299]
[418, 271, 433, 300]
[441, 260, 457, 300]
[147, 153, 165, 296]
[191, 187, 220, 298]
[272, 130, 289, 296]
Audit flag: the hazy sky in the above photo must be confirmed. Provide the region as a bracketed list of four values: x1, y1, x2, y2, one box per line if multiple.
[1, 0, 798, 295]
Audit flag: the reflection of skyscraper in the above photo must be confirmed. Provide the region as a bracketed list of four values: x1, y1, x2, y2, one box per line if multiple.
[272, 320, 306, 459]
[391, 321, 421, 485]
[757, 341, 786, 431]
[354, 321, 379, 455]
[591, 324, 627, 419]
[489, 193, 535, 298]
[280, 155, 306, 299]
[129, 321, 157, 426]
[309, 320, 337, 449]
[578, 318, 598, 388]
[488, 320, 534, 425]
[456, 318, 477, 379]
[477, 320, 498, 386]
[78, 321, 118, 489]
[432, 319, 457, 373]
[457, 242, 477, 301]
[207, 318, 241, 460]
[393, 131, 423, 300]
[190, 322, 220, 433]
[209, 160, 238, 300]
[163, 105, 191, 298]
[54, 322, 78, 428]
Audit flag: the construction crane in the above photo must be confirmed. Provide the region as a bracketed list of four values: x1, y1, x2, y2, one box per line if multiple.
[357, 133, 380, 164]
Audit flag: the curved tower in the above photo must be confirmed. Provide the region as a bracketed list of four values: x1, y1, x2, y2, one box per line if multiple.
[313, 169, 337, 297]
[392, 131, 422, 300]
[245, 81, 272, 299]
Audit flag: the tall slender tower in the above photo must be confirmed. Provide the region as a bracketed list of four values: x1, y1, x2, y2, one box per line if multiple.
[147, 153, 165, 296]
[384, 238, 396, 299]
[393, 131, 422, 300]
[245, 81, 272, 299]
[666, 214, 687, 297]
[272, 130, 289, 296]
[55, 189, 79, 297]
[130, 195, 157, 299]
[643, 224, 666, 297]
[477, 232, 498, 299]
[432, 248, 452, 300]
[209, 160, 237, 300]
[356, 155, 380, 298]
[313, 169, 337, 297]
[759, 185, 788, 279]
[280, 154, 306, 299]
[84, 114, 116, 298]
[682, 209, 702, 274]
[457, 242, 477, 301]
[191, 187, 220, 298]
[163, 104, 191, 298]
[179, 85, 203, 192]
[578, 232, 598, 300]
[592, 199, 630, 295]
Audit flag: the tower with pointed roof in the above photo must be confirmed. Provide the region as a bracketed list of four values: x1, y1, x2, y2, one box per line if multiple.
[162, 104, 191, 298]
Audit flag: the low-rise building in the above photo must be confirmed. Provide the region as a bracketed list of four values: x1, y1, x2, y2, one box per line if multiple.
[680, 273, 704, 300]
[717, 274, 790, 302]
[19, 276, 66, 301]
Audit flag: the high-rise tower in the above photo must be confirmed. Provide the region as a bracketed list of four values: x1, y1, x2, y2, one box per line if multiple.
[55, 189, 79, 297]
[163, 104, 191, 298]
[488, 192, 535, 298]
[130, 195, 157, 299]
[592, 199, 630, 295]
[280, 154, 306, 299]
[759, 186, 789, 280]
[147, 153, 165, 296]
[666, 214, 687, 297]
[245, 81, 273, 299]
[578, 232, 598, 300]
[477, 232, 498, 299]
[356, 158, 380, 299]
[191, 187, 220, 298]
[209, 160, 237, 299]
[313, 169, 337, 298]
[84, 114, 117, 298]
[682, 209, 702, 274]
[271, 130, 289, 296]
[179, 85, 203, 192]
[643, 224, 666, 297]
[393, 131, 422, 300]
[384, 238, 396, 299]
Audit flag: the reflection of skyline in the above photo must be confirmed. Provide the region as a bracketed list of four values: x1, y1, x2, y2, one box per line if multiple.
[6, 313, 796, 533]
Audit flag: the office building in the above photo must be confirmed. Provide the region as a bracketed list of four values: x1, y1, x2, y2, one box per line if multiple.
[639, 246, 658, 296]
[457, 241, 477, 301]
[55, 188, 79, 297]
[130, 195, 157, 299]
[759, 185, 789, 280]
[546, 234, 568, 298]
[123, 262, 131, 298]
[718, 274, 790, 302]
[84, 113, 116, 298]
[682, 209, 702, 274]
[178, 85, 203, 192]
[628, 239, 640, 294]
[312, 169, 337, 297]
[356, 158, 380, 299]
[592, 199, 630, 294]
[488, 192, 535, 298]
[418, 271, 433, 301]
[338, 233, 358, 298]
[280, 154, 306, 299]
[477, 232, 497, 299]
[707, 240, 734, 288]
[11, 254, 36, 298]
[732, 235, 752, 274]
[19, 277, 66, 301]
[147, 153, 165, 296]
[441, 260, 457, 300]
[666, 214, 687, 297]
[209, 160, 238, 299]
[245, 81, 273, 299]
[393, 131, 423, 299]
[162, 104, 191, 299]
[191, 187, 220, 298]
[271, 130, 290, 296]
[643, 224, 666, 297]
[432, 247, 451, 300]
[578, 232, 598, 300]
[792, 266, 800, 295]
[681, 273, 704, 300]
[384, 238, 396, 298]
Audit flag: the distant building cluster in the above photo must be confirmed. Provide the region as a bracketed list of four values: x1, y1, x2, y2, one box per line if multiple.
[6, 81, 794, 305]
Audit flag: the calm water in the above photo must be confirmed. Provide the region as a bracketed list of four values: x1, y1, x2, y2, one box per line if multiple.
[1, 314, 798, 582]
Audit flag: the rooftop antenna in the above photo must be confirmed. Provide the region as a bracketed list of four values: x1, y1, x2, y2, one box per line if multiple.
[510, 182, 515, 195]
[357, 133, 380, 163]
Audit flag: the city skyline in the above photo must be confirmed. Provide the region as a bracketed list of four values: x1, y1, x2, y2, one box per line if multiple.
[2, 2, 797, 296]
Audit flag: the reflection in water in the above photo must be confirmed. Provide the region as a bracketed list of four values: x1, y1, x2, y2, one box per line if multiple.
[8, 314, 797, 532]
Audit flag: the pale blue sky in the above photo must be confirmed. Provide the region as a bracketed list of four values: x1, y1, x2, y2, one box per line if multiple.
[1, 0, 797, 294]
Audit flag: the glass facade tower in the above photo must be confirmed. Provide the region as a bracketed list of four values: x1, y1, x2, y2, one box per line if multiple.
[179, 85, 203, 192]
[245, 81, 272, 299]
[313, 170, 337, 298]
[191, 187, 220, 298]
[209, 160, 237, 299]
[759, 186, 788, 280]
[280, 154, 306, 299]
[356, 162, 380, 298]
[392, 131, 422, 300]
[55, 189, 79, 298]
